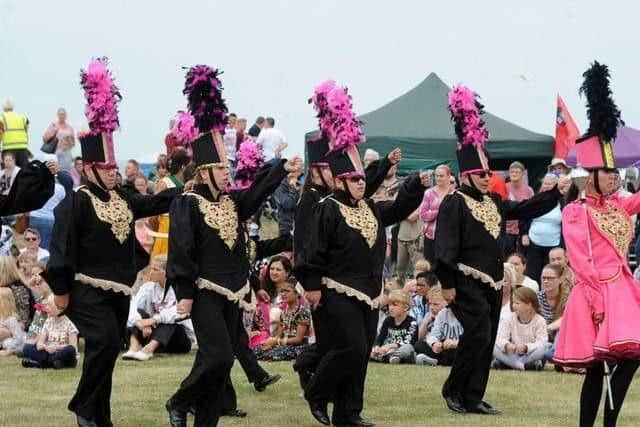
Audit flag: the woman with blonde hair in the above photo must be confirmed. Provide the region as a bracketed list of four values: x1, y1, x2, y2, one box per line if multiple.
[500, 263, 517, 321]
[0, 287, 24, 356]
[0, 256, 34, 329]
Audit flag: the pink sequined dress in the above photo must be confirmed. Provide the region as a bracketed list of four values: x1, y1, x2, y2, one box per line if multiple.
[554, 192, 640, 367]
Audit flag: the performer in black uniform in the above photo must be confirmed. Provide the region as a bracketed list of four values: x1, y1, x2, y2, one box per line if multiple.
[295, 81, 427, 427]
[293, 85, 401, 389]
[165, 64, 301, 427]
[0, 159, 56, 216]
[433, 85, 570, 415]
[42, 58, 181, 427]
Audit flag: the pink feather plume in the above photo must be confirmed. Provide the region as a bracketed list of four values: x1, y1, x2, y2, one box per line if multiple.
[447, 84, 488, 148]
[80, 57, 121, 135]
[231, 139, 264, 190]
[171, 111, 198, 144]
[310, 80, 365, 152]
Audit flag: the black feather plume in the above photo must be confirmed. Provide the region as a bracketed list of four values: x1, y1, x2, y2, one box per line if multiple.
[579, 61, 622, 141]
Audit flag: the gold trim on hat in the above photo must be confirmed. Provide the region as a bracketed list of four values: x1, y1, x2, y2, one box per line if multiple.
[601, 140, 615, 169]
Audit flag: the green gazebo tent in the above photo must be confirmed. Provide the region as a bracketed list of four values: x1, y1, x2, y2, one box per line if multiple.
[305, 72, 554, 183]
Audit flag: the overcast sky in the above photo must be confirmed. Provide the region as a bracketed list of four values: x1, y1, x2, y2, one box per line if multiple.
[2, 0, 638, 163]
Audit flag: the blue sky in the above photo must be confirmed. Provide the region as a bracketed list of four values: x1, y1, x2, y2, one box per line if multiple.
[2, 0, 638, 163]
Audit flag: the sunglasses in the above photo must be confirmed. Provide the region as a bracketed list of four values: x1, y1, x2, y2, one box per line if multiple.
[346, 176, 365, 183]
[471, 171, 493, 179]
[25, 237, 38, 242]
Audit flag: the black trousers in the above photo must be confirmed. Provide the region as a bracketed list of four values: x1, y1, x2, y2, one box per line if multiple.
[443, 275, 501, 405]
[294, 296, 331, 378]
[525, 242, 554, 286]
[170, 290, 239, 427]
[66, 283, 130, 427]
[423, 237, 435, 264]
[305, 290, 378, 421]
[580, 360, 639, 427]
[221, 308, 269, 412]
[128, 323, 192, 354]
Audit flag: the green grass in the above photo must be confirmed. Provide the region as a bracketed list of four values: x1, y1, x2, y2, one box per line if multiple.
[1, 354, 639, 427]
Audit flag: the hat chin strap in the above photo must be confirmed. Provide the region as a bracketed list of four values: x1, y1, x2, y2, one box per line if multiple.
[593, 170, 603, 195]
[91, 166, 109, 192]
[207, 168, 221, 198]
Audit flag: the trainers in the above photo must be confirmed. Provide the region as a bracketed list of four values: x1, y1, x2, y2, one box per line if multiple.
[416, 354, 438, 366]
[122, 350, 137, 360]
[389, 356, 401, 365]
[131, 351, 153, 361]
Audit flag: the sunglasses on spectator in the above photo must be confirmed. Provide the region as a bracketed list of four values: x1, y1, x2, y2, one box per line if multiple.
[25, 237, 38, 242]
[346, 176, 365, 183]
[471, 171, 493, 178]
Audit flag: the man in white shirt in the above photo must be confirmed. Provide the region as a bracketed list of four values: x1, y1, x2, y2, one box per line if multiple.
[20, 228, 49, 261]
[224, 113, 238, 165]
[256, 117, 287, 163]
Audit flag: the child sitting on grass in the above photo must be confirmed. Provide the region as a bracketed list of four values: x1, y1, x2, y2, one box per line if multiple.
[494, 287, 548, 371]
[0, 288, 24, 356]
[371, 290, 418, 364]
[419, 287, 463, 366]
[15, 264, 51, 358]
[22, 294, 78, 369]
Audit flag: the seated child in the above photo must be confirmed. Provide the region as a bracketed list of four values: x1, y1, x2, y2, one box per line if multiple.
[413, 286, 446, 364]
[16, 264, 51, 357]
[410, 271, 439, 326]
[419, 287, 463, 366]
[255, 279, 311, 361]
[371, 290, 418, 364]
[494, 287, 548, 371]
[22, 294, 78, 368]
[0, 288, 25, 356]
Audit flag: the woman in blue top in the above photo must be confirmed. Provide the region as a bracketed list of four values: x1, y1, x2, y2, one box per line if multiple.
[520, 174, 566, 287]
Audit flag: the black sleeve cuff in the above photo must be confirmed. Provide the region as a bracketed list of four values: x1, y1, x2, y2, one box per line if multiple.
[173, 278, 197, 301]
[301, 275, 323, 292]
[40, 269, 72, 296]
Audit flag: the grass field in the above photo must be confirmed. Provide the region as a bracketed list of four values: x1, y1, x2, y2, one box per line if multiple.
[1, 354, 639, 427]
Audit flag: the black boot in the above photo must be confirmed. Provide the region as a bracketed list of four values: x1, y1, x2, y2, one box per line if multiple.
[308, 401, 330, 425]
[333, 415, 376, 426]
[222, 409, 248, 417]
[165, 399, 187, 427]
[254, 373, 281, 392]
[76, 415, 98, 427]
[444, 394, 467, 414]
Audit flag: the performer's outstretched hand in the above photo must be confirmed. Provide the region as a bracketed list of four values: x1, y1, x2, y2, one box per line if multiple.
[304, 291, 321, 310]
[284, 156, 303, 173]
[177, 299, 193, 318]
[387, 148, 402, 165]
[442, 288, 456, 304]
[593, 312, 604, 324]
[557, 176, 571, 195]
[45, 160, 59, 176]
[54, 294, 69, 311]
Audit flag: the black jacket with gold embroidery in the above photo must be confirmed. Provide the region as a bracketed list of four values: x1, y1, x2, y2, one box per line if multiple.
[294, 176, 426, 307]
[168, 161, 287, 302]
[433, 184, 563, 291]
[43, 182, 181, 296]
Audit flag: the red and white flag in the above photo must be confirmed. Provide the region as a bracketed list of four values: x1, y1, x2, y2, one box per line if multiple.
[554, 95, 580, 158]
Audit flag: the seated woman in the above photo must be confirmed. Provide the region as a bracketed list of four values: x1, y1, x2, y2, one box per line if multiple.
[22, 294, 78, 368]
[250, 255, 293, 348]
[0, 287, 25, 356]
[0, 255, 34, 330]
[537, 264, 569, 363]
[254, 278, 311, 361]
[122, 255, 194, 361]
[507, 252, 539, 292]
[494, 287, 548, 370]
[16, 263, 51, 357]
[500, 263, 517, 321]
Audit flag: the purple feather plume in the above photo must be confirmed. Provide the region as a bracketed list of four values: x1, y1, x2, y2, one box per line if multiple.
[310, 80, 365, 152]
[448, 85, 488, 148]
[183, 65, 228, 133]
[80, 57, 121, 135]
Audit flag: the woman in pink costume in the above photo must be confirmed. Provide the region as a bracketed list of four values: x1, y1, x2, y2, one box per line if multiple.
[554, 61, 640, 427]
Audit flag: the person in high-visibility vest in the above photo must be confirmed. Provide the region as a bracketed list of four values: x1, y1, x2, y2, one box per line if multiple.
[0, 99, 30, 168]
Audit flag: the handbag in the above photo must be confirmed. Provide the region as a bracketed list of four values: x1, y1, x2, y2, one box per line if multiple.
[41, 135, 59, 154]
